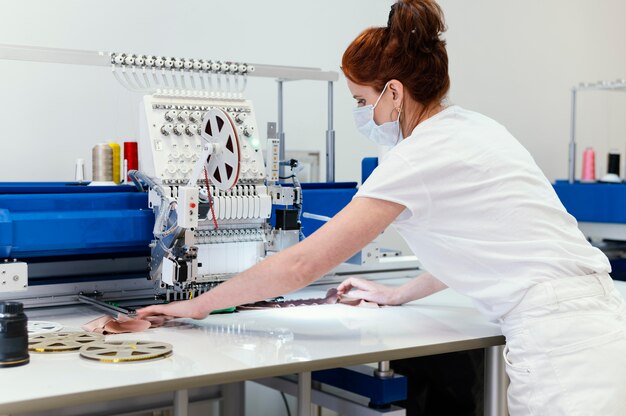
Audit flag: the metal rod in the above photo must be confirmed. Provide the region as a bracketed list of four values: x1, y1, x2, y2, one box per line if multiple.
[173, 389, 188, 416]
[326, 81, 336, 182]
[374, 360, 394, 379]
[277, 80, 286, 178]
[77, 294, 136, 317]
[298, 372, 312, 416]
[566, 80, 626, 182]
[221, 382, 245, 416]
[568, 88, 577, 184]
[484, 345, 508, 416]
[0, 43, 339, 82]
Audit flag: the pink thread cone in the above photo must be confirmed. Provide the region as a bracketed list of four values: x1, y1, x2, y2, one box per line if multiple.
[581, 147, 596, 182]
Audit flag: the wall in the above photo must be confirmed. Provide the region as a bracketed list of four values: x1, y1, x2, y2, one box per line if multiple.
[1, 0, 625, 183]
[0, 1, 624, 414]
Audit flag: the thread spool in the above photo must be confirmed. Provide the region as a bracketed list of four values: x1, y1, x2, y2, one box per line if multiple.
[92, 143, 113, 183]
[608, 151, 620, 176]
[581, 148, 596, 182]
[123, 141, 139, 182]
[599, 150, 621, 183]
[108, 143, 121, 184]
[74, 158, 85, 182]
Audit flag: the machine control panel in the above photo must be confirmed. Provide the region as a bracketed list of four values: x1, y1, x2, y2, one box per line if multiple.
[139, 94, 266, 186]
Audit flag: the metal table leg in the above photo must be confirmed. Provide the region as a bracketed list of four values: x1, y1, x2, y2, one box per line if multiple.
[484, 345, 508, 416]
[173, 389, 188, 416]
[222, 382, 245, 416]
[298, 371, 312, 416]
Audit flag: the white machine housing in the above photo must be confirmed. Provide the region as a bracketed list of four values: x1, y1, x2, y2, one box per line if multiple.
[139, 93, 280, 292]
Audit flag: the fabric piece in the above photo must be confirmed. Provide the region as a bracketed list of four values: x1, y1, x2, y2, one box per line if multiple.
[236, 288, 380, 310]
[355, 105, 610, 321]
[82, 313, 173, 335]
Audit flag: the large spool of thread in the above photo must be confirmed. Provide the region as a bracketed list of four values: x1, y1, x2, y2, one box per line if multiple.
[92, 143, 113, 182]
[600, 150, 621, 183]
[608, 151, 621, 176]
[123, 141, 138, 182]
[108, 143, 121, 184]
[581, 147, 596, 182]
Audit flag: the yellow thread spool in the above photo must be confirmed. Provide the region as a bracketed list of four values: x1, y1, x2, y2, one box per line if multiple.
[108, 143, 121, 184]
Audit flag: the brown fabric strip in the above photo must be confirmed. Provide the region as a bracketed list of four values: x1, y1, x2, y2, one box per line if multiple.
[236, 288, 380, 310]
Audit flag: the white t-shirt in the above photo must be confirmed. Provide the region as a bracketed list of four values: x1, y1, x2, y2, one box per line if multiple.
[355, 105, 610, 320]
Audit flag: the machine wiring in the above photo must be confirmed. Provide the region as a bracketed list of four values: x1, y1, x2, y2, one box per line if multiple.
[203, 166, 219, 229]
[280, 391, 292, 416]
[279, 159, 305, 240]
[128, 170, 179, 239]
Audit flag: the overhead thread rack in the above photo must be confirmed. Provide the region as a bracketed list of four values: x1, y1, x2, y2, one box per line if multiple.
[568, 79, 626, 183]
[0, 43, 340, 181]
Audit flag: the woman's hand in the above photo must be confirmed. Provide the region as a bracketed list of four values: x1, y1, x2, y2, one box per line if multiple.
[336, 277, 402, 306]
[135, 298, 208, 320]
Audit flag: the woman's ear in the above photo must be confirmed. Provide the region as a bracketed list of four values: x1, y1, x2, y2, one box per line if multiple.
[388, 80, 404, 108]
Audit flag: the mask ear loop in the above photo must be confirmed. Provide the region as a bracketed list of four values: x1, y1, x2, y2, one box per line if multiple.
[372, 81, 391, 109]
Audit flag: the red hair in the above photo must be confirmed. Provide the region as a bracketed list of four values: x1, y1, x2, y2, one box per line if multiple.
[342, 0, 449, 124]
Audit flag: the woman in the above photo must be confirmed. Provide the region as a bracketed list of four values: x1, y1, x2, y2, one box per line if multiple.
[139, 1, 626, 414]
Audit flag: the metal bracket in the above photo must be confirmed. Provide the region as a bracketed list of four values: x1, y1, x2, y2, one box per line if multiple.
[77, 293, 137, 317]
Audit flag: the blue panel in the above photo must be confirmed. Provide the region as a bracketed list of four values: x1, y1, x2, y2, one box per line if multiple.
[300, 184, 358, 237]
[0, 184, 153, 258]
[0, 182, 138, 194]
[313, 367, 407, 406]
[553, 180, 626, 224]
[0, 209, 12, 258]
[362, 157, 379, 184]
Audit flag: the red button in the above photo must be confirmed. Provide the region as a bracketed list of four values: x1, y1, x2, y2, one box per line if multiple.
[190, 202, 197, 209]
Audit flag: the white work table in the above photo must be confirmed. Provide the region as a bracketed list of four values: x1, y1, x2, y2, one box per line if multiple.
[0, 275, 510, 415]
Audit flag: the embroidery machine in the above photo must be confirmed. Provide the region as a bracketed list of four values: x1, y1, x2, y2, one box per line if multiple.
[0, 44, 420, 316]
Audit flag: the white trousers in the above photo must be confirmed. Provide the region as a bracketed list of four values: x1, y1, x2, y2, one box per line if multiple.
[500, 274, 626, 416]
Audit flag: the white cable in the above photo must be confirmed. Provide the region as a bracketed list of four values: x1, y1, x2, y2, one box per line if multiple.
[199, 72, 206, 90]
[122, 67, 136, 90]
[160, 69, 169, 88]
[111, 65, 134, 91]
[169, 69, 179, 88]
[190, 71, 197, 90]
[241, 75, 248, 93]
[179, 69, 186, 89]
[132, 66, 148, 90]
[152, 68, 160, 86]
[142, 68, 152, 90]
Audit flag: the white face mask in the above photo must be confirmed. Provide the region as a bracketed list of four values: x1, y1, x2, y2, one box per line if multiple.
[352, 82, 403, 147]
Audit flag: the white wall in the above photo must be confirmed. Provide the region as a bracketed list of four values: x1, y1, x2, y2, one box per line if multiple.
[442, 0, 626, 180]
[1, 0, 625, 183]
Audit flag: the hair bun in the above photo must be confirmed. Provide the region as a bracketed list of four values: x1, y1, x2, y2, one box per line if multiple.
[387, 0, 446, 55]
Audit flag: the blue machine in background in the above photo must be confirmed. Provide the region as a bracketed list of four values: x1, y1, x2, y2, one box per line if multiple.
[0, 183, 152, 260]
[299, 182, 358, 237]
[553, 181, 626, 224]
[553, 180, 626, 280]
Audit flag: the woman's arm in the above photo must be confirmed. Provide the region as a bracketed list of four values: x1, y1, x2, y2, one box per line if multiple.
[336, 272, 448, 305]
[137, 197, 405, 319]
